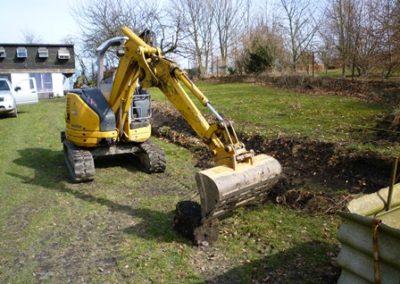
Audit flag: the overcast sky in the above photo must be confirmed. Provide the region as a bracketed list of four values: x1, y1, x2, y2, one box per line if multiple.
[0, 0, 80, 43]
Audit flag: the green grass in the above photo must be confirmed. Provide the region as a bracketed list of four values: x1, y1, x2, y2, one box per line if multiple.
[315, 67, 400, 79]
[316, 68, 344, 77]
[151, 82, 398, 156]
[0, 99, 340, 283]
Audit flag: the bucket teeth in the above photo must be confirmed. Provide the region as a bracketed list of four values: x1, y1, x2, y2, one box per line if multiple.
[196, 154, 282, 220]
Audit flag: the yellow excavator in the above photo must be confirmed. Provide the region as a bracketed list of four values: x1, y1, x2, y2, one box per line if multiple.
[61, 27, 281, 241]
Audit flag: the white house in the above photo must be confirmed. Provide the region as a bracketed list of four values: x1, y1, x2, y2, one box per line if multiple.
[0, 43, 75, 98]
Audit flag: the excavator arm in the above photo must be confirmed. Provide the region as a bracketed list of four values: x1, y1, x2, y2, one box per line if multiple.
[108, 27, 282, 220]
[112, 27, 253, 168]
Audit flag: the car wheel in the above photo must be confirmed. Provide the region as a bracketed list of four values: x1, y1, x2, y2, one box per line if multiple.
[11, 107, 18, 118]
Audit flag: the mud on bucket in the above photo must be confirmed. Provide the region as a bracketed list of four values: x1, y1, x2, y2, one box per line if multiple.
[196, 154, 282, 219]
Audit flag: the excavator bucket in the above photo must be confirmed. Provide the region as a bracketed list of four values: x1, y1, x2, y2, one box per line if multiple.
[196, 154, 282, 220]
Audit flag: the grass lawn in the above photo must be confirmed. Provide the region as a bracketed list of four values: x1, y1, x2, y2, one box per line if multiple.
[315, 67, 400, 79]
[151, 82, 398, 156]
[0, 97, 341, 282]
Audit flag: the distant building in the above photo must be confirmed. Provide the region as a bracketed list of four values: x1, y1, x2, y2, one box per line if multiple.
[0, 43, 75, 98]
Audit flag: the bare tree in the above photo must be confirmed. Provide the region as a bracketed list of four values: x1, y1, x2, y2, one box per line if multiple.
[350, 0, 400, 78]
[21, 29, 43, 43]
[279, 0, 318, 72]
[324, 0, 400, 78]
[318, 27, 338, 74]
[72, 0, 134, 56]
[324, 0, 359, 77]
[176, 0, 215, 77]
[72, 0, 181, 56]
[375, 0, 400, 78]
[158, 6, 184, 54]
[135, 1, 184, 54]
[212, 0, 244, 74]
[347, 0, 386, 78]
[348, 0, 364, 78]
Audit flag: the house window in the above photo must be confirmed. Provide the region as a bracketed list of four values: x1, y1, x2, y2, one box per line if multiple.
[0, 47, 6, 58]
[58, 48, 70, 60]
[38, 47, 48, 58]
[29, 73, 53, 93]
[16, 47, 28, 58]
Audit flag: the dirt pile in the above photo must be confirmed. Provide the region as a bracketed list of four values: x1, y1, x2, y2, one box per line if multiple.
[152, 101, 393, 214]
[173, 200, 219, 246]
[242, 135, 391, 193]
[152, 101, 214, 169]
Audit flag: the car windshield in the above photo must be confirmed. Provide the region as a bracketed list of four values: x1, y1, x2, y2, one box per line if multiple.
[0, 80, 10, 91]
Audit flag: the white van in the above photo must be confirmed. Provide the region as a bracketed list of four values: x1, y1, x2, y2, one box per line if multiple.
[13, 78, 39, 105]
[0, 78, 38, 117]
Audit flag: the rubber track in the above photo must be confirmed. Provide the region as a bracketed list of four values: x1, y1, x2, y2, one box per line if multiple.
[63, 141, 95, 182]
[138, 141, 166, 173]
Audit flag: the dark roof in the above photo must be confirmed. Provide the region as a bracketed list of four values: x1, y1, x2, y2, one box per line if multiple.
[0, 44, 75, 76]
[0, 43, 74, 47]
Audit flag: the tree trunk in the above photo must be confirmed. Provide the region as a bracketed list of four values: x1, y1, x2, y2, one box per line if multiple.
[341, 58, 346, 78]
[220, 56, 227, 75]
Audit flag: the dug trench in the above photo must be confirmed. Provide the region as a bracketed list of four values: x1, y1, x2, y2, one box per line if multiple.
[151, 101, 393, 219]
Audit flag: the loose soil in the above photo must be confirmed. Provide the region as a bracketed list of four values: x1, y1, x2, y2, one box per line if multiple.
[173, 201, 219, 246]
[152, 101, 393, 214]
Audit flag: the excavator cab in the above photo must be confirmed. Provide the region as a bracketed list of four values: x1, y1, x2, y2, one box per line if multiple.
[131, 87, 151, 122]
